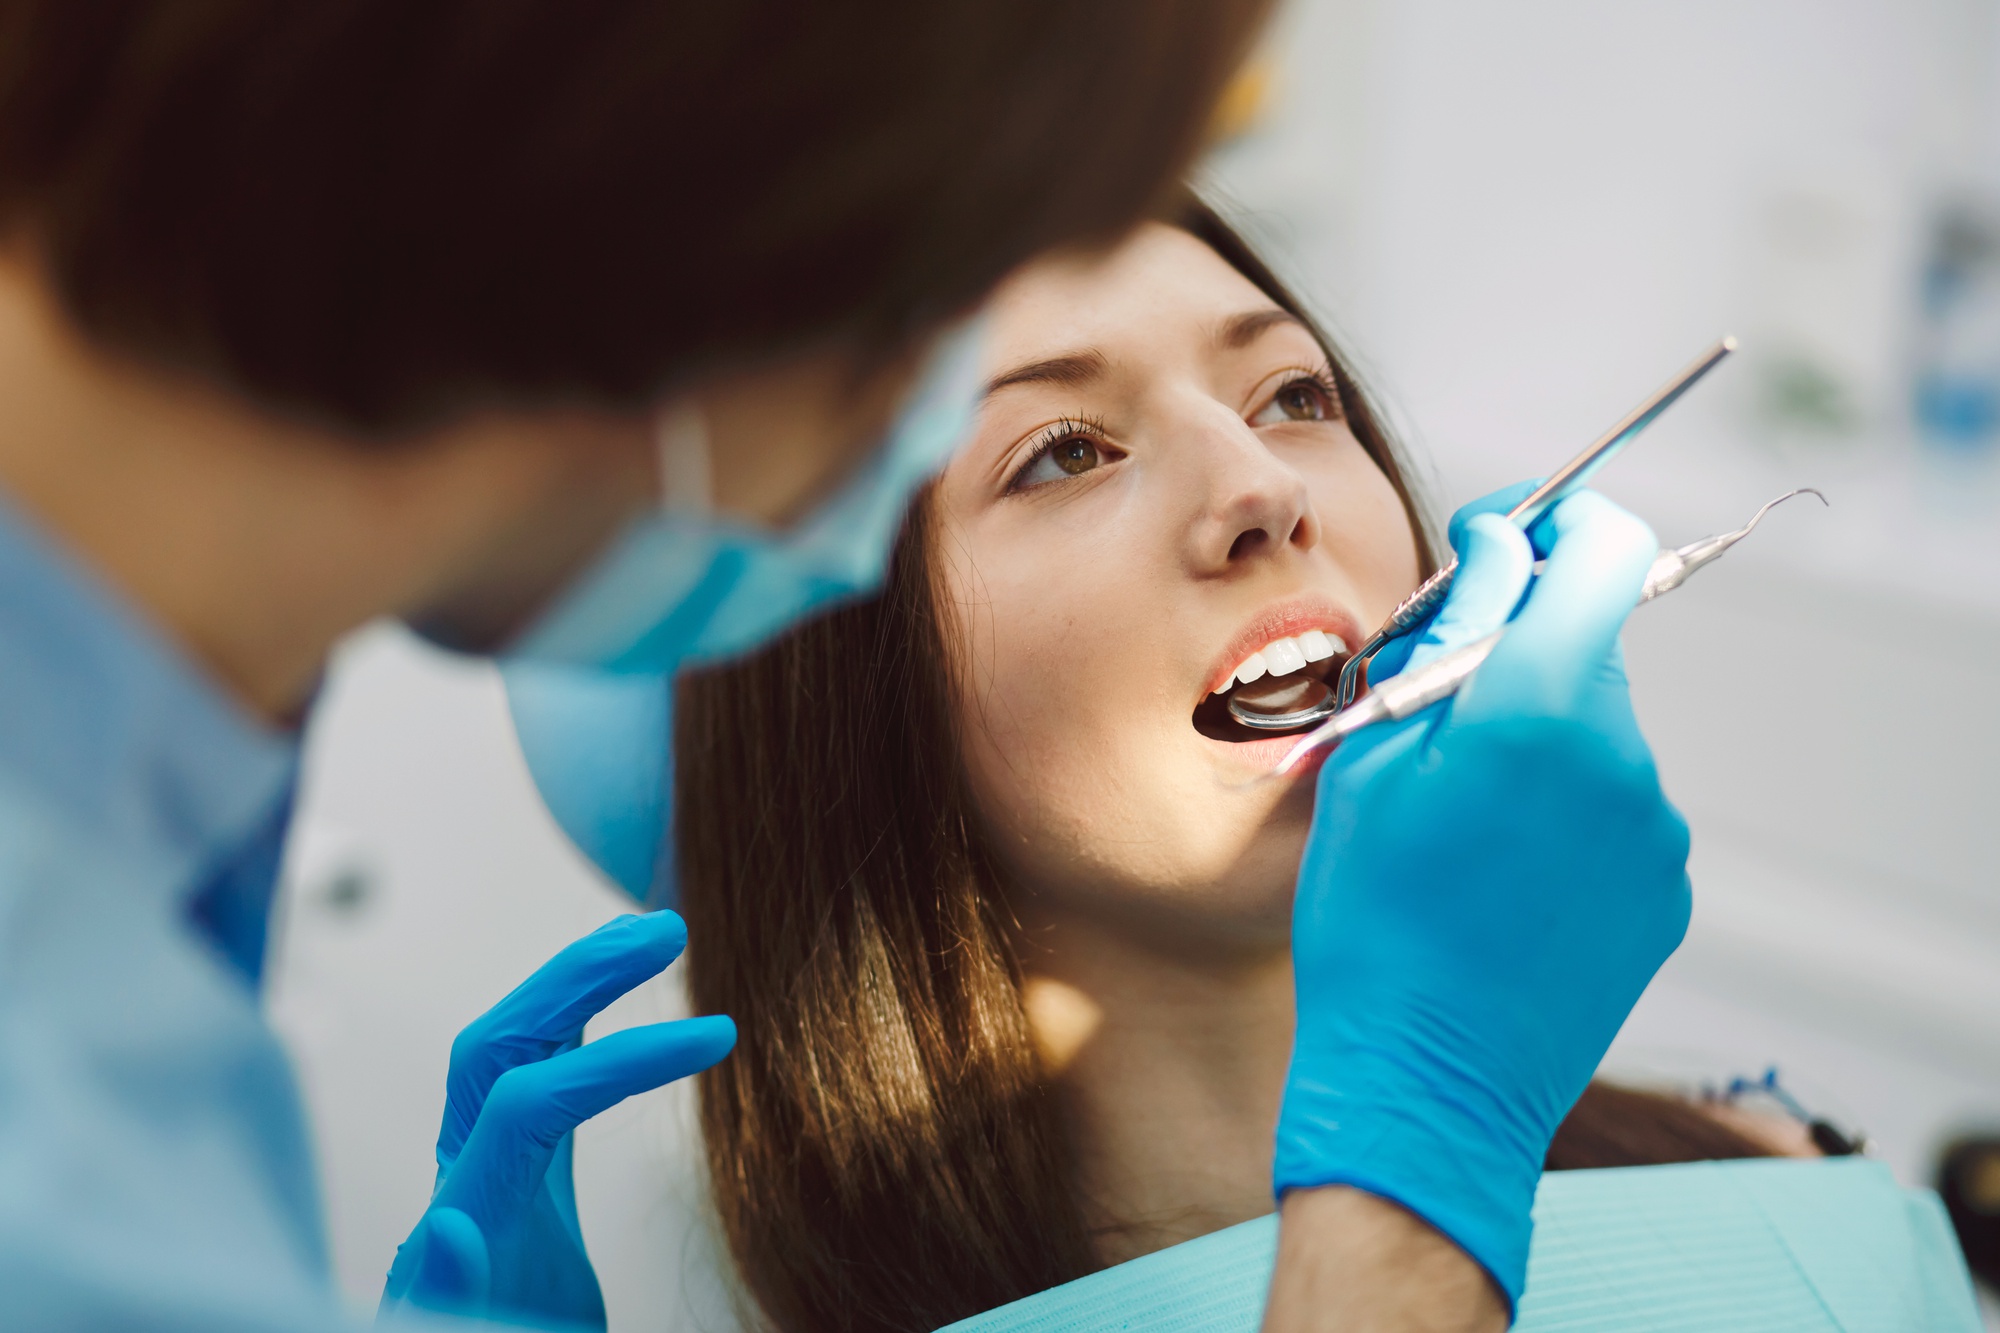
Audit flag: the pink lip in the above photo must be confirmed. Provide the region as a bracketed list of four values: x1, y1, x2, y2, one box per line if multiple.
[1201, 595, 1366, 701]
[1196, 728, 1333, 780]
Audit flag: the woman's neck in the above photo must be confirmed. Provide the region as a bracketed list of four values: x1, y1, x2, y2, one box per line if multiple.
[1018, 907, 1295, 1266]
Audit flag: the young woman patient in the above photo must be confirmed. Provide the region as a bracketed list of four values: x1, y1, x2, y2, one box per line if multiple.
[671, 200, 1800, 1333]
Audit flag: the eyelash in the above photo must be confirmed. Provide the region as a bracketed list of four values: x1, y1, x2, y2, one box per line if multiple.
[1006, 414, 1113, 492]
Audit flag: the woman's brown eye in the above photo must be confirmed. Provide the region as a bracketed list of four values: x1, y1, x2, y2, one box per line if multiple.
[1276, 382, 1326, 420]
[1054, 438, 1100, 474]
[1015, 433, 1108, 488]
[1252, 377, 1334, 427]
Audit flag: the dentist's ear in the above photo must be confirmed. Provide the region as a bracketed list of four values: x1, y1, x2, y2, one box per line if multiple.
[655, 402, 712, 513]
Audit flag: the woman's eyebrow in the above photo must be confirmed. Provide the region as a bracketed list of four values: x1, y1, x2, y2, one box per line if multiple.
[984, 349, 1107, 396]
[1218, 308, 1305, 349]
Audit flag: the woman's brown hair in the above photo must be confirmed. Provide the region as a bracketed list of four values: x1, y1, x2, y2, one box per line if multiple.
[674, 197, 1432, 1333]
[0, 0, 1271, 431]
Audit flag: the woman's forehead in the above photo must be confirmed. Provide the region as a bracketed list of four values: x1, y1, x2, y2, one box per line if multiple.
[987, 224, 1281, 364]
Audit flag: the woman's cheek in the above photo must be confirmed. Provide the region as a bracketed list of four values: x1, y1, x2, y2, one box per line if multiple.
[946, 565, 1083, 811]
[1314, 450, 1424, 614]
[960, 602, 1164, 872]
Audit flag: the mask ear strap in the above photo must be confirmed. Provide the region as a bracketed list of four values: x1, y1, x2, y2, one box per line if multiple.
[655, 402, 712, 512]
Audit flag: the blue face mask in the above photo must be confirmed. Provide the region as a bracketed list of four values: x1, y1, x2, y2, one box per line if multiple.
[506, 320, 984, 674]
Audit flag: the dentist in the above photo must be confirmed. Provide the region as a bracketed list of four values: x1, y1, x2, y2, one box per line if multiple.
[0, 2, 1271, 1328]
[0, 4, 1693, 1331]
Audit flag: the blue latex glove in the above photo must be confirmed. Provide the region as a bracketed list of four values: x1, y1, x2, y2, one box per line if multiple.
[1274, 485, 1692, 1309]
[381, 912, 735, 1328]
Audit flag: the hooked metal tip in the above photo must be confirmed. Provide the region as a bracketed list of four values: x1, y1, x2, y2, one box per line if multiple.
[1743, 486, 1828, 531]
[1703, 486, 1827, 554]
[1655, 486, 1828, 589]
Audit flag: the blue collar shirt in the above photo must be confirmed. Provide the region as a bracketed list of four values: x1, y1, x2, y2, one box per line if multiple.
[0, 496, 457, 1328]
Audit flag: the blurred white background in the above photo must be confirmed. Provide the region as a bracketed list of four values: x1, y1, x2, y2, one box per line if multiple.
[268, 0, 2000, 1320]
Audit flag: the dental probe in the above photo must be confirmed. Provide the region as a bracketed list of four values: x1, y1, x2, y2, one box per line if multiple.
[1324, 337, 1738, 715]
[1264, 488, 1826, 777]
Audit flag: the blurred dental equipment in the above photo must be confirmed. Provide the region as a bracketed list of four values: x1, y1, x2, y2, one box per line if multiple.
[1262, 488, 1828, 774]
[1266, 337, 1738, 730]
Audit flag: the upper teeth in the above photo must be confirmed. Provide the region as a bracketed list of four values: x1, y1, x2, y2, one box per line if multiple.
[1223, 629, 1346, 691]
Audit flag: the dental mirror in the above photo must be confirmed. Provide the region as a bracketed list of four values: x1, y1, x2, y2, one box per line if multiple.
[1227, 670, 1339, 731]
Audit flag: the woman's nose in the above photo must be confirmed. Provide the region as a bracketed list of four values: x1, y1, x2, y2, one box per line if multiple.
[1184, 411, 1321, 575]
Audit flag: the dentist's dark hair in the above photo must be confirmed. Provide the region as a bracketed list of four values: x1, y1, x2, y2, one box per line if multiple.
[672, 197, 1435, 1333]
[0, 0, 1273, 432]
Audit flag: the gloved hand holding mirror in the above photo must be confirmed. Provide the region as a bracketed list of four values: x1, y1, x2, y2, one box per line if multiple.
[1276, 484, 1694, 1308]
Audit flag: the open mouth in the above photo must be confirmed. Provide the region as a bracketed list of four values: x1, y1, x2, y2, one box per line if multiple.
[1193, 629, 1352, 742]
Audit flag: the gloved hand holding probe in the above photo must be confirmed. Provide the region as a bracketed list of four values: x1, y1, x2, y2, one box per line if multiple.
[1276, 484, 1693, 1308]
